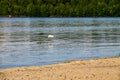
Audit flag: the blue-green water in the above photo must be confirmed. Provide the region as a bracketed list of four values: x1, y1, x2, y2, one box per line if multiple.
[0, 18, 120, 68]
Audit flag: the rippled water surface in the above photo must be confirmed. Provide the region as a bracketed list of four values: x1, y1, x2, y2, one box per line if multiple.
[0, 18, 120, 68]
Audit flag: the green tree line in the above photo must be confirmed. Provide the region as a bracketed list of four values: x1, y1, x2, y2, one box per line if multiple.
[0, 0, 120, 17]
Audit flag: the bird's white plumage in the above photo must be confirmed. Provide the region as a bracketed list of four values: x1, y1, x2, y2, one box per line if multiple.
[48, 35, 54, 38]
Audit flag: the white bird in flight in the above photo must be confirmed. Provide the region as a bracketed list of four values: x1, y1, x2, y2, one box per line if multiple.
[48, 35, 54, 38]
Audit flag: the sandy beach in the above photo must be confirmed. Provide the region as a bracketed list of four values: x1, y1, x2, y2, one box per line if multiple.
[0, 57, 120, 80]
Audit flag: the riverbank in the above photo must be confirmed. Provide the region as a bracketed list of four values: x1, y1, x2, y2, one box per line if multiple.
[0, 57, 120, 80]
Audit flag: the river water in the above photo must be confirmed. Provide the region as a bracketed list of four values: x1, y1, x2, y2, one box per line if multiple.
[0, 18, 120, 68]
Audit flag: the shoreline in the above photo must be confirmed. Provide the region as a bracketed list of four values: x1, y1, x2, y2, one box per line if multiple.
[0, 57, 120, 80]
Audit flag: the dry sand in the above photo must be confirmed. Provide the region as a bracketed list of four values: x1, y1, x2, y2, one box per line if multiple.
[0, 57, 120, 80]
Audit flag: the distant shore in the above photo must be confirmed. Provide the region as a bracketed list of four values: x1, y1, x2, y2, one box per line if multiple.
[0, 57, 120, 80]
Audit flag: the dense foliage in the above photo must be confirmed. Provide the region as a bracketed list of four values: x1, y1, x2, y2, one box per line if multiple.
[0, 0, 120, 17]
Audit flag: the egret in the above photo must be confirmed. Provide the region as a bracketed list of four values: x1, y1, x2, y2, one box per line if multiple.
[48, 35, 54, 38]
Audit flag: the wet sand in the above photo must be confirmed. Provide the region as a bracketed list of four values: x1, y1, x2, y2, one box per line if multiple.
[0, 57, 120, 80]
